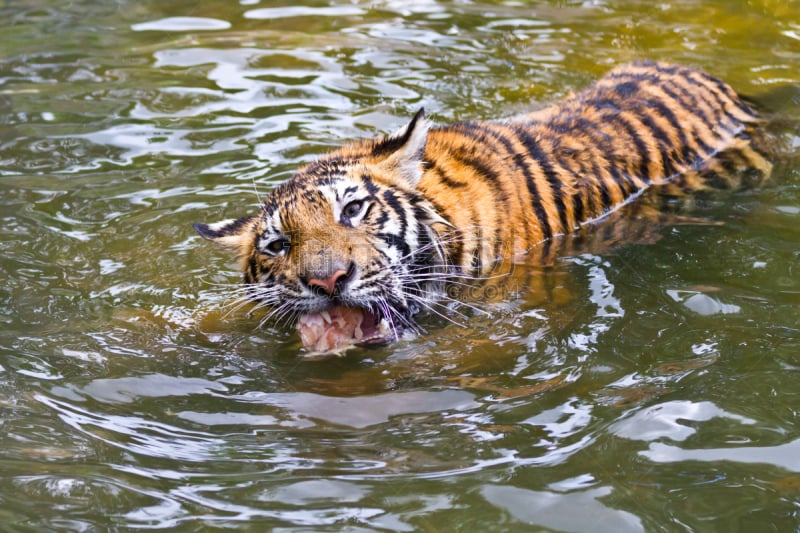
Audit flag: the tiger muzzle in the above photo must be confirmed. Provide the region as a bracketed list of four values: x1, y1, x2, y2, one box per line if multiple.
[304, 261, 356, 297]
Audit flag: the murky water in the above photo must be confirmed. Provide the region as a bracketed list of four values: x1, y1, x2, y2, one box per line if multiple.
[1, 0, 799, 529]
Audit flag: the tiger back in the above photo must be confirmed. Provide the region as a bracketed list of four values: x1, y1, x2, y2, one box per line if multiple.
[418, 60, 770, 271]
[194, 60, 771, 352]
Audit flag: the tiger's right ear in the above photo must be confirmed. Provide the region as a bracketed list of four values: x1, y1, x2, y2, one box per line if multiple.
[192, 216, 256, 249]
[373, 108, 428, 189]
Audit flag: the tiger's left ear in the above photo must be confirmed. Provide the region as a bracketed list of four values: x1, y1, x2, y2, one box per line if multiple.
[192, 215, 256, 251]
[374, 108, 428, 188]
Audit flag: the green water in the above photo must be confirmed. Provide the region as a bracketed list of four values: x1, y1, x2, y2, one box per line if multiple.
[1, 0, 799, 530]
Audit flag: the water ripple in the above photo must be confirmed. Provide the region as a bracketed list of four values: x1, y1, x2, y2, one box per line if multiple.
[2, 0, 800, 529]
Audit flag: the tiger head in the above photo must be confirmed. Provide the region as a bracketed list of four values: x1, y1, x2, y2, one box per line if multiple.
[193, 110, 451, 350]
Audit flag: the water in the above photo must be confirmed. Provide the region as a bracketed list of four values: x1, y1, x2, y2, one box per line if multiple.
[1, 0, 799, 530]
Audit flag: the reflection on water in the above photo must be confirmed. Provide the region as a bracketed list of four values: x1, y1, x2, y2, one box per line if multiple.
[643, 439, 800, 472]
[482, 484, 644, 532]
[1, 0, 799, 529]
[611, 400, 757, 442]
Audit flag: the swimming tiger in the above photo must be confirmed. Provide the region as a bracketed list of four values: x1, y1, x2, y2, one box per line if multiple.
[193, 60, 771, 352]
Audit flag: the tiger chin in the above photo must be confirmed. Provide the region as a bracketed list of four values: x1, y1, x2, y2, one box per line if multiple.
[193, 60, 770, 354]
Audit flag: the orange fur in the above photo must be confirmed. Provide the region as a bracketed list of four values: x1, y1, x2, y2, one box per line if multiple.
[194, 61, 771, 344]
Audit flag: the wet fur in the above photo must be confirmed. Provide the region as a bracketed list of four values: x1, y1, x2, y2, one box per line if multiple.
[194, 61, 771, 335]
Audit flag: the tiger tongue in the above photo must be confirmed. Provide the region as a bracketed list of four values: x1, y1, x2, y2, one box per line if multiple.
[297, 306, 376, 352]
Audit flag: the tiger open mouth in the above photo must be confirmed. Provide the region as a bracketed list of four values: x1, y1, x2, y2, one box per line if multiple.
[296, 306, 394, 353]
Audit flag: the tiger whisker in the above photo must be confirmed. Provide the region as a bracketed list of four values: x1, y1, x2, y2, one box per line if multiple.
[219, 296, 259, 319]
[401, 267, 509, 282]
[430, 293, 492, 317]
[258, 301, 296, 329]
[395, 275, 489, 288]
[405, 295, 467, 328]
[377, 299, 401, 339]
[220, 289, 279, 318]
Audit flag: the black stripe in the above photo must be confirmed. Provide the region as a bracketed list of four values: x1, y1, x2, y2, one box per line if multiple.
[688, 75, 729, 130]
[460, 123, 535, 251]
[361, 173, 380, 195]
[246, 256, 258, 284]
[607, 105, 653, 187]
[448, 147, 507, 261]
[420, 194, 459, 267]
[515, 127, 568, 235]
[572, 190, 584, 229]
[412, 220, 437, 270]
[675, 73, 726, 126]
[648, 61, 681, 76]
[643, 97, 693, 175]
[567, 117, 624, 212]
[563, 116, 617, 214]
[584, 156, 605, 218]
[470, 247, 482, 277]
[450, 229, 464, 269]
[587, 116, 638, 195]
[613, 80, 640, 97]
[635, 100, 680, 179]
[550, 146, 584, 230]
[377, 232, 410, 258]
[194, 215, 251, 239]
[697, 71, 754, 117]
[429, 160, 468, 188]
[373, 205, 390, 228]
[380, 188, 414, 260]
[606, 155, 635, 201]
[662, 75, 706, 112]
[410, 202, 430, 224]
[607, 70, 650, 83]
[513, 150, 553, 242]
[689, 72, 747, 133]
[659, 82, 716, 157]
[381, 188, 403, 215]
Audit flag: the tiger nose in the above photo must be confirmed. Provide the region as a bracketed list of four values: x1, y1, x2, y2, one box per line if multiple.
[306, 265, 353, 297]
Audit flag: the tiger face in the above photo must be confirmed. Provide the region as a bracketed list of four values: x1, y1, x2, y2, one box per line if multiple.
[194, 110, 450, 351]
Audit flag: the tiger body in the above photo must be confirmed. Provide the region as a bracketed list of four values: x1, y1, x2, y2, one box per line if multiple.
[194, 61, 769, 352]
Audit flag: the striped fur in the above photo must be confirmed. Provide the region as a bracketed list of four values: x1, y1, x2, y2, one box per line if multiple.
[194, 61, 771, 338]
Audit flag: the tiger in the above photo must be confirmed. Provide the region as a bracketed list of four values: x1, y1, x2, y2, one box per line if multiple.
[193, 60, 771, 353]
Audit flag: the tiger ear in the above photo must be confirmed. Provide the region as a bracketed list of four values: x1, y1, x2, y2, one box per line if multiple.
[192, 215, 256, 249]
[374, 108, 428, 188]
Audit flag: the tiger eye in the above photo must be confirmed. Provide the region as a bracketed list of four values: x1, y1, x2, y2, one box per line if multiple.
[343, 200, 363, 219]
[266, 238, 289, 255]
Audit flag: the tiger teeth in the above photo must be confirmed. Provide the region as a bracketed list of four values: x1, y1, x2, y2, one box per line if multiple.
[321, 310, 332, 324]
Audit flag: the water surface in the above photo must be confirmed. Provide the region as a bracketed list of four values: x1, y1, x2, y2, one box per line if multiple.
[1, 0, 799, 530]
